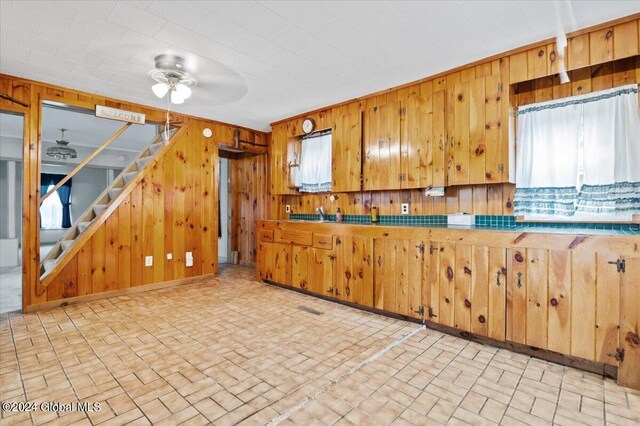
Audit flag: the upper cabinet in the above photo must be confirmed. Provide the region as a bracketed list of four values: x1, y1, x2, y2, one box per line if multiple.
[447, 74, 512, 186]
[363, 89, 446, 191]
[363, 100, 401, 190]
[332, 111, 362, 193]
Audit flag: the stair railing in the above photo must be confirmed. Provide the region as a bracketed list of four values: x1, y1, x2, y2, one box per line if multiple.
[39, 122, 132, 205]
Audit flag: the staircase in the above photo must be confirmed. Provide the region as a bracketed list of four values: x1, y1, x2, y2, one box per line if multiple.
[40, 128, 177, 279]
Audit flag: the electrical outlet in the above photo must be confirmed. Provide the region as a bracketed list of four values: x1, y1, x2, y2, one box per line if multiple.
[285, 205, 291, 213]
[401, 203, 410, 215]
[186, 251, 193, 267]
[145, 256, 153, 267]
[166, 253, 172, 260]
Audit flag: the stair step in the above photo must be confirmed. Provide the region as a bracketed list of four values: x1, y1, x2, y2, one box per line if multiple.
[108, 188, 121, 201]
[61, 240, 74, 252]
[136, 156, 152, 169]
[43, 260, 57, 272]
[93, 205, 108, 217]
[148, 142, 164, 155]
[78, 221, 92, 233]
[123, 171, 137, 184]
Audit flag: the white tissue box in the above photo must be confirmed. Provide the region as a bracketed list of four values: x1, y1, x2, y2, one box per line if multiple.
[447, 214, 475, 226]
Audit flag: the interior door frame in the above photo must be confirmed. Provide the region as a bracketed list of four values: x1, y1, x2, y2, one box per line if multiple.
[1, 105, 29, 312]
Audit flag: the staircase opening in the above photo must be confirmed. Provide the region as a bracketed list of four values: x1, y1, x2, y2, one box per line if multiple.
[0, 110, 24, 313]
[38, 102, 164, 280]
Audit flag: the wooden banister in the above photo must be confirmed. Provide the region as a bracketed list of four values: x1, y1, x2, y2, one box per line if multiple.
[40, 123, 132, 204]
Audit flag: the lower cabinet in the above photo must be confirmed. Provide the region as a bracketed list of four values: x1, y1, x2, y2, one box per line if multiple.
[423, 241, 507, 341]
[256, 222, 640, 391]
[334, 235, 374, 307]
[291, 245, 334, 295]
[373, 238, 425, 318]
[257, 242, 291, 285]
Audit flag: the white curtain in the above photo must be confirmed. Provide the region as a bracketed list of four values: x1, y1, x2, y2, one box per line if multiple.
[577, 84, 640, 214]
[299, 132, 332, 193]
[514, 97, 582, 216]
[40, 185, 63, 229]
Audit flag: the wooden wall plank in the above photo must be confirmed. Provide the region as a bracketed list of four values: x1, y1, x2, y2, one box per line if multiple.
[571, 250, 597, 361]
[526, 248, 548, 349]
[548, 250, 572, 355]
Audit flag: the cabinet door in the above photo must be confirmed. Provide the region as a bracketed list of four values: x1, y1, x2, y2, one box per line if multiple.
[334, 235, 374, 307]
[314, 247, 335, 297]
[257, 242, 268, 281]
[427, 242, 506, 338]
[374, 238, 425, 317]
[270, 124, 298, 195]
[292, 246, 312, 291]
[272, 243, 292, 285]
[332, 111, 362, 192]
[448, 75, 507, 185]
[363, 101, 401, 191]
[619, 256, 640, 389]
[401, 95, 431, 189]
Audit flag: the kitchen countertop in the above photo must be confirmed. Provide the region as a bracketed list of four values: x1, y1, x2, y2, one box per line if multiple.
[282, 219, 640, 236]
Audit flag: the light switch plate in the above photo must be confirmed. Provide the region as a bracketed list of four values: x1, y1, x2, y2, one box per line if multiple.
[401, 203, 409, 215]
[166, 253, 172, 260]
[186, 252, 193, 267]
[285, 205, 291, 213]
[145, 256, 153, 267]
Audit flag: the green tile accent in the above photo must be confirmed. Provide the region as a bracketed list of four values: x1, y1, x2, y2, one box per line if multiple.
[287, 214, 639, 235]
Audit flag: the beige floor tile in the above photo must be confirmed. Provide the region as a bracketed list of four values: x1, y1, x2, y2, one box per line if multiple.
[1, 265, 638, 426]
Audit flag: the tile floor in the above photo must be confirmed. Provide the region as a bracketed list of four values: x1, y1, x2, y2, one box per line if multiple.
[0, 265, 638, 425]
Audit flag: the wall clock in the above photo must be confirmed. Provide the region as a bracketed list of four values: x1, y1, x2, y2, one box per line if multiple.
[302, 118, 315, 134]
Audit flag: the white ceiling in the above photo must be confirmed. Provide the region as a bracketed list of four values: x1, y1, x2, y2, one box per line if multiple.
[0, 107, 158, 152]
[1, 1, 638, 132]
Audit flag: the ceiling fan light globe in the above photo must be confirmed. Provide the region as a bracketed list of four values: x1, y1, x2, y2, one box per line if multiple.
[171, 91, 185, 104]
[175, 83, 192, 99]
[152, 82, 170, 98]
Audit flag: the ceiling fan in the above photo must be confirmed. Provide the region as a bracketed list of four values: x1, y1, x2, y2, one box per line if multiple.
[149, 54, 197, 105]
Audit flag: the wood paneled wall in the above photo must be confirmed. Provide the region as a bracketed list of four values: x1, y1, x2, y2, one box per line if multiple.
[45, 121, 217, 301]
[514, 56, 640, 107]
[271, 184, 514, 218]
[230, 154, 268, 263]
[0, 74, 266, 310]
[266, 15, 640, 220]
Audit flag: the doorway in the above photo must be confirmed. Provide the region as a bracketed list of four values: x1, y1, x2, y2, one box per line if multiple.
[0, 111, 24, 313]
[218, 157, 230, 264]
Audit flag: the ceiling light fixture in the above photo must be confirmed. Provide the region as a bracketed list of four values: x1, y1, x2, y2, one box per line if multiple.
[46, 128, 77, 160]
[149, 54, 197, 105]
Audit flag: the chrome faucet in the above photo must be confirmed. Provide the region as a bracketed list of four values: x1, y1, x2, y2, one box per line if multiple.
[316, 206, 325, 222]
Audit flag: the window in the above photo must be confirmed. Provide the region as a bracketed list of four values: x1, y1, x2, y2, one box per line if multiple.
[298, 131, 332, 193]
[514, 84, 640, 220]
[40, 185, 64, 229]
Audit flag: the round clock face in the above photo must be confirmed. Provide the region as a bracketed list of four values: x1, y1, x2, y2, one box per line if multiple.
[302, 118, 315, 134]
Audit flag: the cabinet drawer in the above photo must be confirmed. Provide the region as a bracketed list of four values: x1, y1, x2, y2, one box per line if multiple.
[258, 230, 274, 242]
[313, 234, 333, 250]
[274, 229, 313, 246]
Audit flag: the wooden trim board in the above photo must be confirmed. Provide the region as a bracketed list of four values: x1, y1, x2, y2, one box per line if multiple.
[26, 273, 215, 313]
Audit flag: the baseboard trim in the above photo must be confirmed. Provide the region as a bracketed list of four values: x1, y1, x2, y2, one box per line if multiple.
[262, 280, 617, 380]
[25, 274, 215, 313]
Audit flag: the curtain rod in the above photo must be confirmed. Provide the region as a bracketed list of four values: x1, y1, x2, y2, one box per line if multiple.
[302, 129, 332, 140]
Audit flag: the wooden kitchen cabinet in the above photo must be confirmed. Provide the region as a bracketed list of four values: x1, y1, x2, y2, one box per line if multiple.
[270, 123, 299, 195]
[506, 247, 627, 367]
[363, 92, 446, 191]
[448, 75, 510, 185]
[363, 101, 401, 191]
[373, 238, 425, 318]
[256, 242, 291, 285]
[334, 235, 374, 307]
[426, 241, 507, 340]
[331, 111, 362, 193]
[291, 245, 334, 295]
